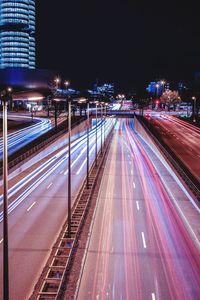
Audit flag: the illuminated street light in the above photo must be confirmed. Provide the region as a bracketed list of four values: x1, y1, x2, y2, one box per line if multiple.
[67, 97, 72, 238]
[95, 101, 99, 167]
[100, 102, 103, 154]
[104, 103, 108, 146]
[192, 96, 196, 122]
[1, 88, 12, 300]
[53, 98, 60, 130]
[64, 80, 70, 89]
[78, 97, 90, 188]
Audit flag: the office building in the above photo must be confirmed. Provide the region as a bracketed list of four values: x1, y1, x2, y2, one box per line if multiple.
[0, 0, 35, 69]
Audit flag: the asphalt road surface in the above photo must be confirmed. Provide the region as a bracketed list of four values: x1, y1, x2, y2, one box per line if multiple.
[76, 119, 200, 300]
[0, 118, 115, 300]
[149, 115, 200, 182]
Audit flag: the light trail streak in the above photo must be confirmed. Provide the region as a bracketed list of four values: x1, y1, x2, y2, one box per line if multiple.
[136, 201, 140, 211]
[0, 118, 115, 223]
[47, 183, 53, 189]
[0, 116, 52, 154]
[27, 202, 36, 212]
[141, 232, 147, 248]
[151, 292, 156, 300]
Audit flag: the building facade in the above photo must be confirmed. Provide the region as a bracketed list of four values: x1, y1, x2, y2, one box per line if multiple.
[0, 0, 35, 69]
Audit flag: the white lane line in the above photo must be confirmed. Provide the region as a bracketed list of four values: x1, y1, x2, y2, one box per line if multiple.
[141, 232, 147, 248]
[136, 201, 140, 211]
[0, 238, 3, 244]
[47, 183, 53, 189]
[151, 292, 156, 300]
[60, 170, 64, 174]
[27, 201, 36, 212]
[76, 144, 96, 175]
[133, 182, 135, 189]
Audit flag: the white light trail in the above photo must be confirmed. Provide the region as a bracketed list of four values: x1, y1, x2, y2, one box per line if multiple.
[151, 293, 156, 300]
[27, 202, 36, 212]
[47, 183, 53, 189]
[141, 232, 147, 248]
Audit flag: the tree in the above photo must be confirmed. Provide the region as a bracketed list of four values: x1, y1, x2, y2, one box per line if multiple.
[160, 90, 181, 111]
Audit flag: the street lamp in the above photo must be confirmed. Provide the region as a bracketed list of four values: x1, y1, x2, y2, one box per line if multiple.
[95, 101, 99, 167]
[53, 99, 59, 130]
[67, 97, 71, 238]
[1, 88, 12, 300]
[78, 98, 90, 188]
[54, 77, 60, 90]
[87, 100, 90, 188]
[192, 96, 196, 122]
[103, 103, 108, 147]
[155, 83, 159, 98]
[64, 80, 70, 113]
[100, 102, 103, 154]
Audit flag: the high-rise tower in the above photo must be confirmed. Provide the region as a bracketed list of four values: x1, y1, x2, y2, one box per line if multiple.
[0, 0, 35, 69]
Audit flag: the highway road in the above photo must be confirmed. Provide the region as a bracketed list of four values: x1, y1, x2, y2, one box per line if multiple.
[76, 119, 200, 300]
[0, 118, 115, 300]
[148, 115, 200, 182]
[0, 114, 52, 158]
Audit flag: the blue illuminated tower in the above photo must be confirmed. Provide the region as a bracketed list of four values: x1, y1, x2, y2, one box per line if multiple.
[0, 0, 35, 69]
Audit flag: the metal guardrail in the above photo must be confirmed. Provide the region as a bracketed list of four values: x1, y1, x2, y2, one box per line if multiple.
[136, 115, 200, 200]
[33, 124, 115, 300]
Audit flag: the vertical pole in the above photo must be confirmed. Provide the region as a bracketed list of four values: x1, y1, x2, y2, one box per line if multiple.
[104, 105, 105, 147]
[87, 102, 89, 189]
[3, 99, 9, 300]
[55, 102, 57, 130]
[100, 104, 103, 155]
[95, 103, 98, 167]
[68, 100, 71, 238]
[193, 99, 196, 122]
[31, 105, 33, 121]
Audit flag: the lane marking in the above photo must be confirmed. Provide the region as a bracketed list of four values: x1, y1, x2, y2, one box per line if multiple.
[136, 201, 140, 211]
[133, 182, 135, 189]
[131, 170, 133, 175]
[27, 202, 36, 212]
[141, 232, 147, 248]
[47, 183, 53, 189]
[151, 293, 156, 300]
[60, 170, 64, 174]
[0, 238, 3, 244]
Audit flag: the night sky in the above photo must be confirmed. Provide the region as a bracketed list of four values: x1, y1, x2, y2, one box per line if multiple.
[36, 0, 200, 92]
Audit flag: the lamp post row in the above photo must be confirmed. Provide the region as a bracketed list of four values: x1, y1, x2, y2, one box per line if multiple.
[1, 84, 108, 295]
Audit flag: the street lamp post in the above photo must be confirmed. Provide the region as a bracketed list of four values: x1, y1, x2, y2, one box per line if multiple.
[95, 101, 98, 167]
[103, 103, 108, 147]
[78, 97, 90, 188]
[192, 96, 196, 122]
[54, 100, 58, 130]
[86, 101, 90, 189]
[64, 80, 70, 113]
[67, 98, 71, 238]
[2, 89, 10, 300]
[100, 103, 103, 155]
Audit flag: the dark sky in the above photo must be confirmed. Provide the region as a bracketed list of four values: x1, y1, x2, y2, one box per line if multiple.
[36, 0, 200, 92]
